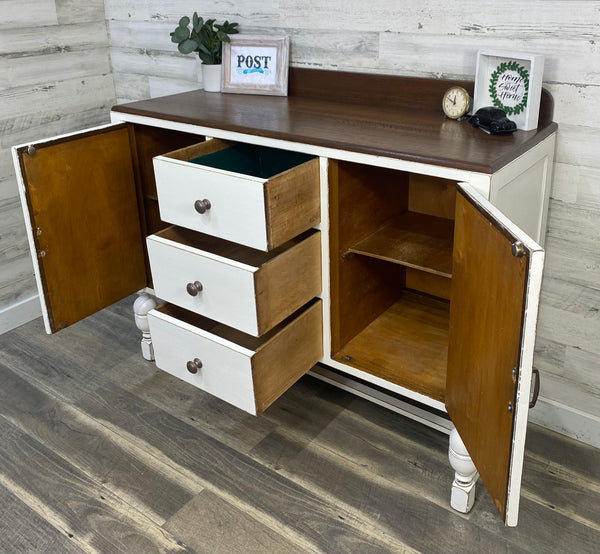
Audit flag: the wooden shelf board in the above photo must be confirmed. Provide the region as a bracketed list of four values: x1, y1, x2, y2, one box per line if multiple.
[333, 291, 449, 403]
[348, 212, 454, 278]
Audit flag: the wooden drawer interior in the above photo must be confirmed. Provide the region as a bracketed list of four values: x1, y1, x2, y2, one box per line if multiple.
[329, 160, 457, 402]
[156, 139, 321, 250]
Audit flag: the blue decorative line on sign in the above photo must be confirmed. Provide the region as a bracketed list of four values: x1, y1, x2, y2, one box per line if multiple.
[236, 68, 272, 76]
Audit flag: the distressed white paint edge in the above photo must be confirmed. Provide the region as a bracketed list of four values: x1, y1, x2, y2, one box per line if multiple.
[529, 396, 600, 450]
[506, 248, 544, 527]
[0, 294, 41, 334]
[147, 307, 256, 357]
[317, 157, 332, 361]
[12, 146, 52, 334]
[110, 111, 492, 191]
[12, 121, 119, 153]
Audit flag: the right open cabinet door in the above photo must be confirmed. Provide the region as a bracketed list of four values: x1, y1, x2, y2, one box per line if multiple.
[446, 183, 544, 526]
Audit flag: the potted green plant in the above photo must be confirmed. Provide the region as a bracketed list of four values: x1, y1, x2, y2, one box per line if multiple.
[170, 13, 239, 92]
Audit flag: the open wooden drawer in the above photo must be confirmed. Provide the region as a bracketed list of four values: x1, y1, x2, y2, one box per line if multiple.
[152, 139, 321, 251]
[147, 227, 321, 336]
[148, 299, 323, 415]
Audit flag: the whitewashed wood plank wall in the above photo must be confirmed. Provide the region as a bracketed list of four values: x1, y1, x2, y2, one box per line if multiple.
[0, 0, 116, 333]
[1, 0, 598, 447]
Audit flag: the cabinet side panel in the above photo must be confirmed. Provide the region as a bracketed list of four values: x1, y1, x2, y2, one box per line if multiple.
[491, 158, 548, 243]
[489, 134, 556, 246]
[20, 127, 147, 331]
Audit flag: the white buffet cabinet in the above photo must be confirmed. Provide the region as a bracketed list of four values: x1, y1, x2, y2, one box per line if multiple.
[13, 69, 557, 526]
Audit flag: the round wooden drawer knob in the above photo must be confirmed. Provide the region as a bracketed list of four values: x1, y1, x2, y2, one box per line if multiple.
[186, 281, 203, 296]
[186, 358, 203, 374]
[194, 198, 211, 214]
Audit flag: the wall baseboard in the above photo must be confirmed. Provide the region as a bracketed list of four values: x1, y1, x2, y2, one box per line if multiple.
[0, 295, 41, 334]
[529, 396, 600, 449]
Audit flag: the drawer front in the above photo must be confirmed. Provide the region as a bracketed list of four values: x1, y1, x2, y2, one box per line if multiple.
[148, 300, 323, 415]
[147, 229, 322, 336]
[153, 140, 320, 251]
[148, 308, 258, 414]
[153, 155, 270, 249]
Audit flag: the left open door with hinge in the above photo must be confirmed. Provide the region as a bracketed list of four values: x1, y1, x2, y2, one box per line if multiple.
[13, 123, 147, 333]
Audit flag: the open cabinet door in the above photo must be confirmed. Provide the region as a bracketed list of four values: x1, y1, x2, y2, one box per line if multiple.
[13, 124, 147, 333]
[446, 183, 544, 526]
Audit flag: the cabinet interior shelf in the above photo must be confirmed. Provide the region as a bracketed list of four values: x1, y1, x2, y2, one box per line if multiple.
[347, 212, 454, 278]
[333, 291, 449, 402]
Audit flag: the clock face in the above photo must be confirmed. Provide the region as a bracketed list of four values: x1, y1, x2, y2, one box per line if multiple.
[442, 86, 471, 119]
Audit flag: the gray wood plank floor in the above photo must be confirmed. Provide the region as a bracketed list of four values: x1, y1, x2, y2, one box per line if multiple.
[0, 297, 598, 554]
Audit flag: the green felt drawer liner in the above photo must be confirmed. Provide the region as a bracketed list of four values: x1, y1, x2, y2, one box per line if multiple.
[189, 143, 315, 179]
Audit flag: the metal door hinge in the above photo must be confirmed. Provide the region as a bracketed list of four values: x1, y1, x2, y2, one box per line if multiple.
[511, 241, 525, 257]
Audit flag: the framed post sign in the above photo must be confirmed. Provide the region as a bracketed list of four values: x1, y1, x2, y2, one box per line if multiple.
[222, 35, 290, 96]
[473, 50, 544, 131]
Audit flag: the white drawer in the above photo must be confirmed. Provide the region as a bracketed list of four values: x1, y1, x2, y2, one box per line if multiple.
[153, 139, 320, 251]
[147, 227, 321, 336]
[148, 300, 323, 415]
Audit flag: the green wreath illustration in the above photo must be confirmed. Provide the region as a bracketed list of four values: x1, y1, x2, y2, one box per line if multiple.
[488, 61, 529, 116]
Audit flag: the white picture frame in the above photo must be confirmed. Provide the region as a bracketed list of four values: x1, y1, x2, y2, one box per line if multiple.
[473, 50, 544, 131]
[221, 35, 289, 96]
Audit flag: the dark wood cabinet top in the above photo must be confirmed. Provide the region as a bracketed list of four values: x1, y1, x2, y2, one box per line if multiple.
[112, 68, 557, 174]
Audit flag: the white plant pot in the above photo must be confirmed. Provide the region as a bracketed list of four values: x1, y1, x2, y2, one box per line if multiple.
[202, 64, 222, 92]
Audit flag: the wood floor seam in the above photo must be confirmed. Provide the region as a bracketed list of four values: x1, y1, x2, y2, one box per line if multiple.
[519, 488, 600, 532]
[524, 452, 600, 494]
[0, 470, 99, 554]
[71, 388, 387, 554]
[0, 414, 195, 554]
[0, 300, 598, 554]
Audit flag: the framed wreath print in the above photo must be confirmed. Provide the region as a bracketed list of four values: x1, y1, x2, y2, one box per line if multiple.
[473, 50, 544, 131]
[221, 35, 289, 96]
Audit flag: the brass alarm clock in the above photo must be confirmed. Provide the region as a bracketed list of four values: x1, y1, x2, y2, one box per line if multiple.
[442, 86, 471, 120]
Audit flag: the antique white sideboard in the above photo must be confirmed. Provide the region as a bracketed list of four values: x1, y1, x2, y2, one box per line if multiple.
[13, 68, 557, 526]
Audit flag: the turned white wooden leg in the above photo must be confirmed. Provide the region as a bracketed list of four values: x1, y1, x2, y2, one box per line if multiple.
[133, 292, 157, 361]
[448, 427, 478, 513]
